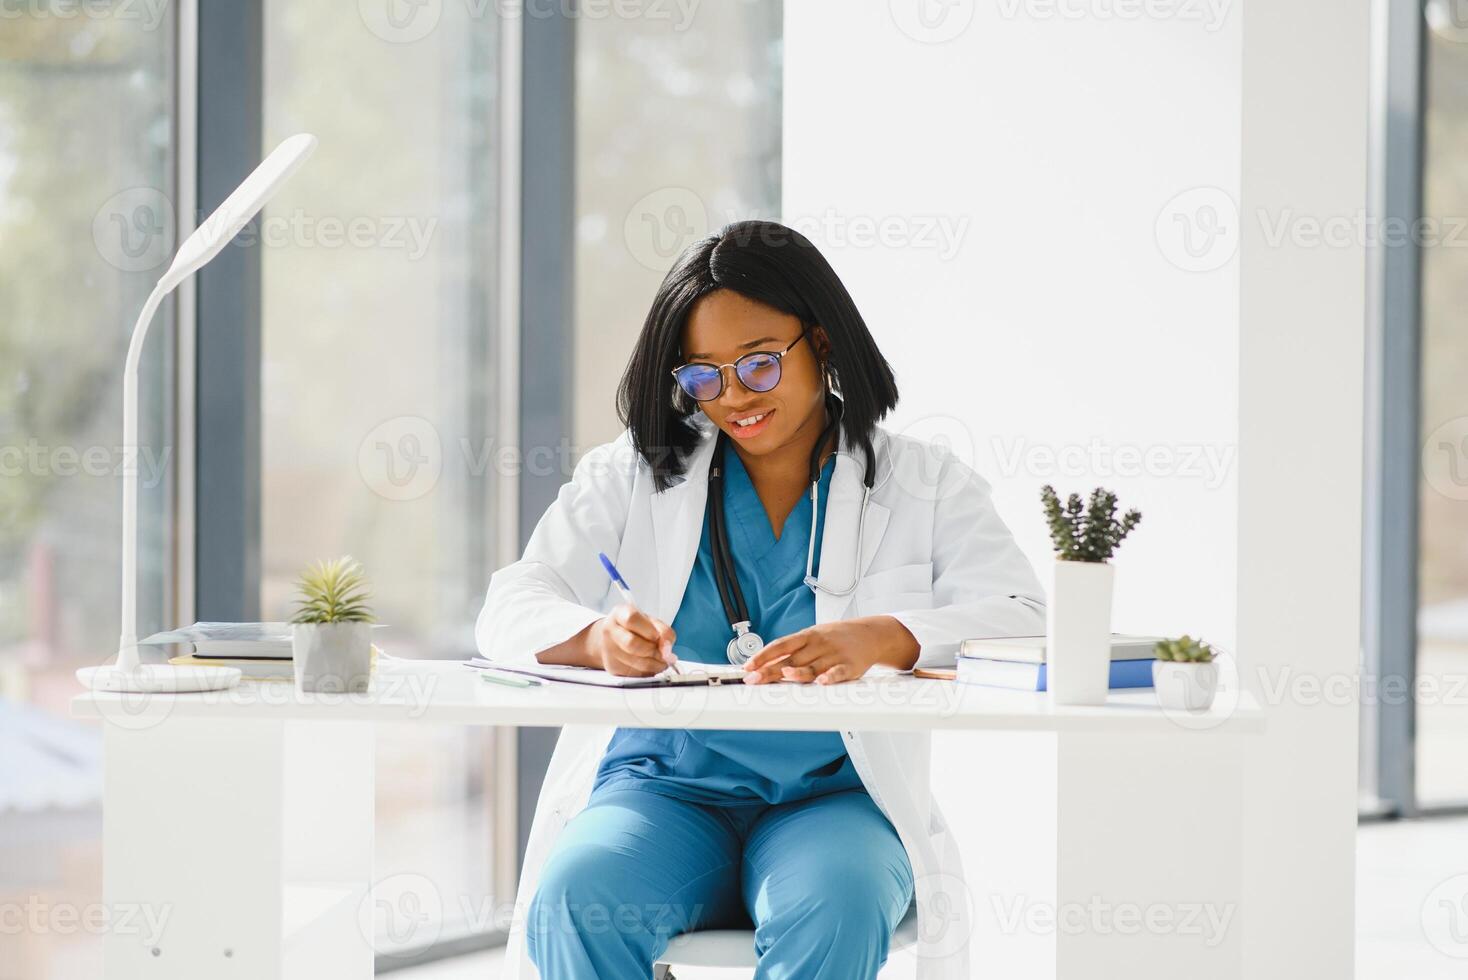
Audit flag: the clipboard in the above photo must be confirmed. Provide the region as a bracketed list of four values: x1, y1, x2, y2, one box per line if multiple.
[465, 657, 748, 688]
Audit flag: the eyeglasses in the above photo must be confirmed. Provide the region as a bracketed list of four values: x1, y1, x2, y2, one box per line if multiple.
[670, 334, 807, 403]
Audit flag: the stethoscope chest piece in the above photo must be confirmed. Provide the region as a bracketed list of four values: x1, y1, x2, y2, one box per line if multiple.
[726, 621, 764, 665]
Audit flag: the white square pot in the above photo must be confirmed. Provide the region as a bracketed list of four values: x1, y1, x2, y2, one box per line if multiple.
[292, 622, 373, 693]
[1046, 559, 1114, 706]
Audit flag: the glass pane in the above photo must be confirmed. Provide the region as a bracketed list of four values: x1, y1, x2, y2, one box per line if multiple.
[0, 7, 175, 977]
[262, 3, 503, 950]
[574, 1, 784, 447]
[1418, 11, 1468, 806]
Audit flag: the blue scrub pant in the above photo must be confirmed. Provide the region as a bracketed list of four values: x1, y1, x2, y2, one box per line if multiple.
[526, 784, 914, 979]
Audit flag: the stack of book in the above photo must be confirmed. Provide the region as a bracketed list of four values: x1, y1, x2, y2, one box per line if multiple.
[141, 622, 295, 681]
[957, 634, 1163, 691]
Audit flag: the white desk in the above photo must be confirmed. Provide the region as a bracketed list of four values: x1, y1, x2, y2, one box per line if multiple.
[74, 659, 1262, 980]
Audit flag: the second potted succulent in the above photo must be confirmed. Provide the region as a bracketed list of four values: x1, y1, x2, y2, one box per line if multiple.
[1152, 635, 1220, 711]
[1040, 485, 1142, 706]
[291, 556, 375, 693]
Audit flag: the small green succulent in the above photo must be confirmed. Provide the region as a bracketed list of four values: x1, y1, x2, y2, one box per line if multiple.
[290, 556, 374, 625]
[1040, 485, 1142, 562]
[1154, 635, 1215, 664]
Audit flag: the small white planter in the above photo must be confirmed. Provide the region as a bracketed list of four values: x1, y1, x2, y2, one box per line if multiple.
[1152, 660, 1219, 711]
[1046, 559, 1114, 706]
[292, 622, 373, 693]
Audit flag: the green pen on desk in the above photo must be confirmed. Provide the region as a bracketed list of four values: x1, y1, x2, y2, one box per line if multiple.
[480, 671, 542, 689]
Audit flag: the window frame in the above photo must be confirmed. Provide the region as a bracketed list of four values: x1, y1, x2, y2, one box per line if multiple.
[193, 0, 263, 627]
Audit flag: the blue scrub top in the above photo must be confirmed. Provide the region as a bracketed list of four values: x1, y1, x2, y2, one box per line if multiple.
[594, 446, 864, 805]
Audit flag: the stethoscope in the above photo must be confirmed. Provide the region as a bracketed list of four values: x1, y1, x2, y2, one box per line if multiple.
[707, 397, 878, 665]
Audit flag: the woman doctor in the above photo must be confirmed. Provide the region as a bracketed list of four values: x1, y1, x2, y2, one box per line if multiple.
[478, 220, 1045, 980]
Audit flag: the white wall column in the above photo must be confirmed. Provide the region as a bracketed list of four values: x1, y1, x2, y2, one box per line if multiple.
[784, 0, 1365, 976]
[1238, 1, 1368, 976]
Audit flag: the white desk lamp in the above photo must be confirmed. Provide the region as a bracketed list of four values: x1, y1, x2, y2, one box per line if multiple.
[77, 133, 318, 694]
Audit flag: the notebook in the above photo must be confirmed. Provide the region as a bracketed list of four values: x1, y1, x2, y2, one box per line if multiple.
[957, 634, 1164, 664]
[143, 621, 387, 660]
[465, 657, 748, 688]
[143, 622, 295, 659]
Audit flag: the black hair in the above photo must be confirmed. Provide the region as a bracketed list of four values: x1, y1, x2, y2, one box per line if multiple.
[616, 219, 900, 491]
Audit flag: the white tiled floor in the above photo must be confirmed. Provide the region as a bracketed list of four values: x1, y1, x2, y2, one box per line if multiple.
[394, 817, 1468, 980]
[1356, 816, 1468, 980]
[389, 946, 761, 979]
[391, 950, 502, 979]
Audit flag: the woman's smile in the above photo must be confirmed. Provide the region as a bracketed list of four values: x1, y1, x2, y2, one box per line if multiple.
[727, 407, 775, 440]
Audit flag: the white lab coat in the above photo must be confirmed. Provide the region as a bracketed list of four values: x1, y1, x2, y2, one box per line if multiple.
[476, 418, 1045, 980]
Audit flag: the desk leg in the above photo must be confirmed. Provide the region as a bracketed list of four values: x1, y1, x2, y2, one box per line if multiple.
[101, 717, 375, 980]
[935, 730, 1246, 980]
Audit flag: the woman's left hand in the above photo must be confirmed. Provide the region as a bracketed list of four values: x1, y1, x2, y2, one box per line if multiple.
[742, 616, 920, 685]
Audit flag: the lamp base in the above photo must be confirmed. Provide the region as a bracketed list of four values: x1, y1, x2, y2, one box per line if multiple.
[76, 664, 242, 693]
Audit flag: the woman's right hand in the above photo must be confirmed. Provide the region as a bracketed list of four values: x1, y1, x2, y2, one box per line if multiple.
[586, 604, 677, 676]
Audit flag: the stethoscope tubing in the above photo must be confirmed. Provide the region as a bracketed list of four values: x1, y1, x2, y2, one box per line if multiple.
[707, 450, 750, 624]
[801, 482, 872, 598]
[707, 398, 879, 647]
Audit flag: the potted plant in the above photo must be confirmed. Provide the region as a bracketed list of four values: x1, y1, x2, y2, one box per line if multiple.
[1040, 485, 1142, 705]
[1152, 635, 1219, 711]
[291, 556, 375, 693]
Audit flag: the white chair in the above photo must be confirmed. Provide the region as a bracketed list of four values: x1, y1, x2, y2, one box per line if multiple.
[652, 903, 919, 979]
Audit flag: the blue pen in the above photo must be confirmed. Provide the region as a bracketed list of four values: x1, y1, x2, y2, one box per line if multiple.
[598, 552, 680, 675]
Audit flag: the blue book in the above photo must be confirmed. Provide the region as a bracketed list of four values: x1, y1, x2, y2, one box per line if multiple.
[956, 656, 1156, 691]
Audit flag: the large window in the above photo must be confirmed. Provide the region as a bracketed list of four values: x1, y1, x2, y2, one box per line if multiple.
[0, 3, 786, 974]
[573, 1, 783, 448]
[1416, 4, 1468, 807]
[0, 6, 176, 976]
[1365, 1, 1468, 816]
[261, 1, 507, 954]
